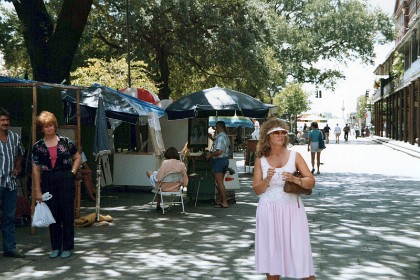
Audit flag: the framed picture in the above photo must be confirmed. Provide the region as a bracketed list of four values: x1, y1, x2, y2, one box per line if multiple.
[189, 118, 208, 147]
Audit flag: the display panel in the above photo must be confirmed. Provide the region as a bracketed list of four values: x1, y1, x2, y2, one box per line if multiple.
[189, 118, 208, 148]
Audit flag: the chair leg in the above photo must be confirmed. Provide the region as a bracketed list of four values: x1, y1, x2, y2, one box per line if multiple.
[194, 180, 201, 208]
[149, 192, 158, 212]
[180, 191, 185, 214]
[160, 192, 165, 214]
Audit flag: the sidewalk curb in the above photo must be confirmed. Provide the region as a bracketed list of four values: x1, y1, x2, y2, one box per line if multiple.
[372, 136, 420, 159]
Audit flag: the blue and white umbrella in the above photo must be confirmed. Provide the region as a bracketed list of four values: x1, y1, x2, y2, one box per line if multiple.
[93, 97, 111, 157]
[208, 116, 254, 128]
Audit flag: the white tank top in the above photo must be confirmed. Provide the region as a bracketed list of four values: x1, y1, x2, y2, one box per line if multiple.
[259, 150, 301, 203]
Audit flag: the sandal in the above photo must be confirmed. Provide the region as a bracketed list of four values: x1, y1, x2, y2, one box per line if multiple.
[215, 202, 228, 208]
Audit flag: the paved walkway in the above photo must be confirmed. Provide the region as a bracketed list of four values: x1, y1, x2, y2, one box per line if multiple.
[371, 136, 420, 159]
[2, 137, 420, 279]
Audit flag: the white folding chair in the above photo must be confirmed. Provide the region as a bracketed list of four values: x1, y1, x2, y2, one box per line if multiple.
[149, 172, 185, 214]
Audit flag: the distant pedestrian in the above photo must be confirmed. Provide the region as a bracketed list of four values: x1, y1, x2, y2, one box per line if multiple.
[334, 123, 341, 143]
[251, 118, 260, 140]
[354, 124, 360, 139]
[343, 124, 350, 142]
[365, 126, 370, 137]
[323, 124, 331, 144]
[308, 122, 324, 174]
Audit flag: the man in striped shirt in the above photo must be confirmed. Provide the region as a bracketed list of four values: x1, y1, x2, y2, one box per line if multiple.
[0, 107, 25, 258]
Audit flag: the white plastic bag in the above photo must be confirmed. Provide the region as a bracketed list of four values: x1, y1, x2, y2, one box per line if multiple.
[42, 192, 53, 201]
[32, 201, 56, 227]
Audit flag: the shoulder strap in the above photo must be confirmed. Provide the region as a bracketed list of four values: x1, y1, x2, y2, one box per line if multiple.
[291, 150, 297, 172]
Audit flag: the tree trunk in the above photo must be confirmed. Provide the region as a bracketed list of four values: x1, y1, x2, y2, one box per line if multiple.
[13, 0, 93, 84]
[155, 45, 171, 100]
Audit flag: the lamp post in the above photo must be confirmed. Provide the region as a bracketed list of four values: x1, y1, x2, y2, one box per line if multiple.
[366, 99, 372, 127]
[267, 83, 277, 104]
[125, 0, 131, 87]
[269, 88, 275, 104]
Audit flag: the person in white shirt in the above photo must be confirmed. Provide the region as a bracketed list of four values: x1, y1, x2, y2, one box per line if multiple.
[334, 124, 341, 144]
[251, 118, 260, 140]
[354, 124, 360, 139]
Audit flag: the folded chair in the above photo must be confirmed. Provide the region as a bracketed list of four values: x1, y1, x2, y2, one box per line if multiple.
[149, 172, 185, 214]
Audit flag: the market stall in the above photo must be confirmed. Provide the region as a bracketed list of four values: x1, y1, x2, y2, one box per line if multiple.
[165, 86, 270, 202]
[62, 85, 166, 189]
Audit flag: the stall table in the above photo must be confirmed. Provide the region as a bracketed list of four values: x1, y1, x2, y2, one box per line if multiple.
[113, 152, 161, 187]
[186, 154, 239, 203]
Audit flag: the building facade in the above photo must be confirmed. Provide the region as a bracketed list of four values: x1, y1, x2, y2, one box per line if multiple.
[374, 0, 420, 146]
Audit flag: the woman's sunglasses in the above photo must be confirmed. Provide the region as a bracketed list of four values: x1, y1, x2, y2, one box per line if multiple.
[270, 130, 288, 136]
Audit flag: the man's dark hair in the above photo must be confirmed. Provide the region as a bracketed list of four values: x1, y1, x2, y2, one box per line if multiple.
[0, 107, 10, 117]
[216, 121, 226, 131]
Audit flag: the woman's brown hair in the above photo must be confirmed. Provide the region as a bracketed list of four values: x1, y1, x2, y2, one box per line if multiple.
[256, 118, 289, 158]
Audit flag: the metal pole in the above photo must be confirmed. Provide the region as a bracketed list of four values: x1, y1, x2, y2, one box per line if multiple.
[126, 0, 131, 87]
[30, 84, 37, 235]
[95, 157, 102, 222]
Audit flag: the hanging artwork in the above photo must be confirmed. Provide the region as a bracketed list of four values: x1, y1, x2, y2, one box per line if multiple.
[189, 118, 208, 148]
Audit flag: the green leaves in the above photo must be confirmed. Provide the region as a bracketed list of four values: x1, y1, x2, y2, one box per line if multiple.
[1, 0, 394, 101]
[274, 83, 310, 117]
[70, 58, 158, 91]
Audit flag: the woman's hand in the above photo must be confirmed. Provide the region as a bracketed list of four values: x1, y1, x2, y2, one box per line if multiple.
[266, 167, 276, 180]
[281, 171, 293, 182]
[35, 190, 43, 203]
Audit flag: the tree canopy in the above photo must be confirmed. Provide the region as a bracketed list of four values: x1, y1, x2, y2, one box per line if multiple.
[0, 0, 394, 101]
[273, 82, 311, 131]
[70, 58, 158, 91]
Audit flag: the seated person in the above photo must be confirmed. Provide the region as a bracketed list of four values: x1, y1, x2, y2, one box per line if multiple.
[80, 150, 96, 201]
[146, 147, 189, 211]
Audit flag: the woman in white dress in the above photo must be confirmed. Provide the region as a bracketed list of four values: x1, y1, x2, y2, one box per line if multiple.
[253, 118, 316, 280]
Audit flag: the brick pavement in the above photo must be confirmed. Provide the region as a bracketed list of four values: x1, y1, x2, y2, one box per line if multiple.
[1, 137, 420, 279]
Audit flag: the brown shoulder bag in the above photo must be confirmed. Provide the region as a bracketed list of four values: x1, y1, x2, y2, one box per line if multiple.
[283, 171, 312, 195]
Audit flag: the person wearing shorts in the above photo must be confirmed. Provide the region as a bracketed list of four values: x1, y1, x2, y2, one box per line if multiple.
[334, 123, 341, 144]
[206, 121, 230, 208]
[308, 122, 324, 174]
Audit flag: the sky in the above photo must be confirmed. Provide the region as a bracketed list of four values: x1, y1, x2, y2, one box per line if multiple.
[308, 0, 396, 118]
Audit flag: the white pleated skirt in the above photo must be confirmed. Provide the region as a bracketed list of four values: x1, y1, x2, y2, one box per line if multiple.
[255, 198, 315, 278]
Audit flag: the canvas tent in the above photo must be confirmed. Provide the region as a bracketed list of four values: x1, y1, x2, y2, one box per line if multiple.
[62, 84, 165, 125]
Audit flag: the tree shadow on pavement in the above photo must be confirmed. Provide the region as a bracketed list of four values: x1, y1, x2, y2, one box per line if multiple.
[3, 171, 420, 279]
[306, 172, 420, 279]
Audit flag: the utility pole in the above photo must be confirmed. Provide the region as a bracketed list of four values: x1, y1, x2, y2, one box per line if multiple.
[125, 0, 131, 87]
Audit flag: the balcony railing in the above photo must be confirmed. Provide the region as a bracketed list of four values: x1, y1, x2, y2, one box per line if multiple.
[403, 58, 420, 80]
